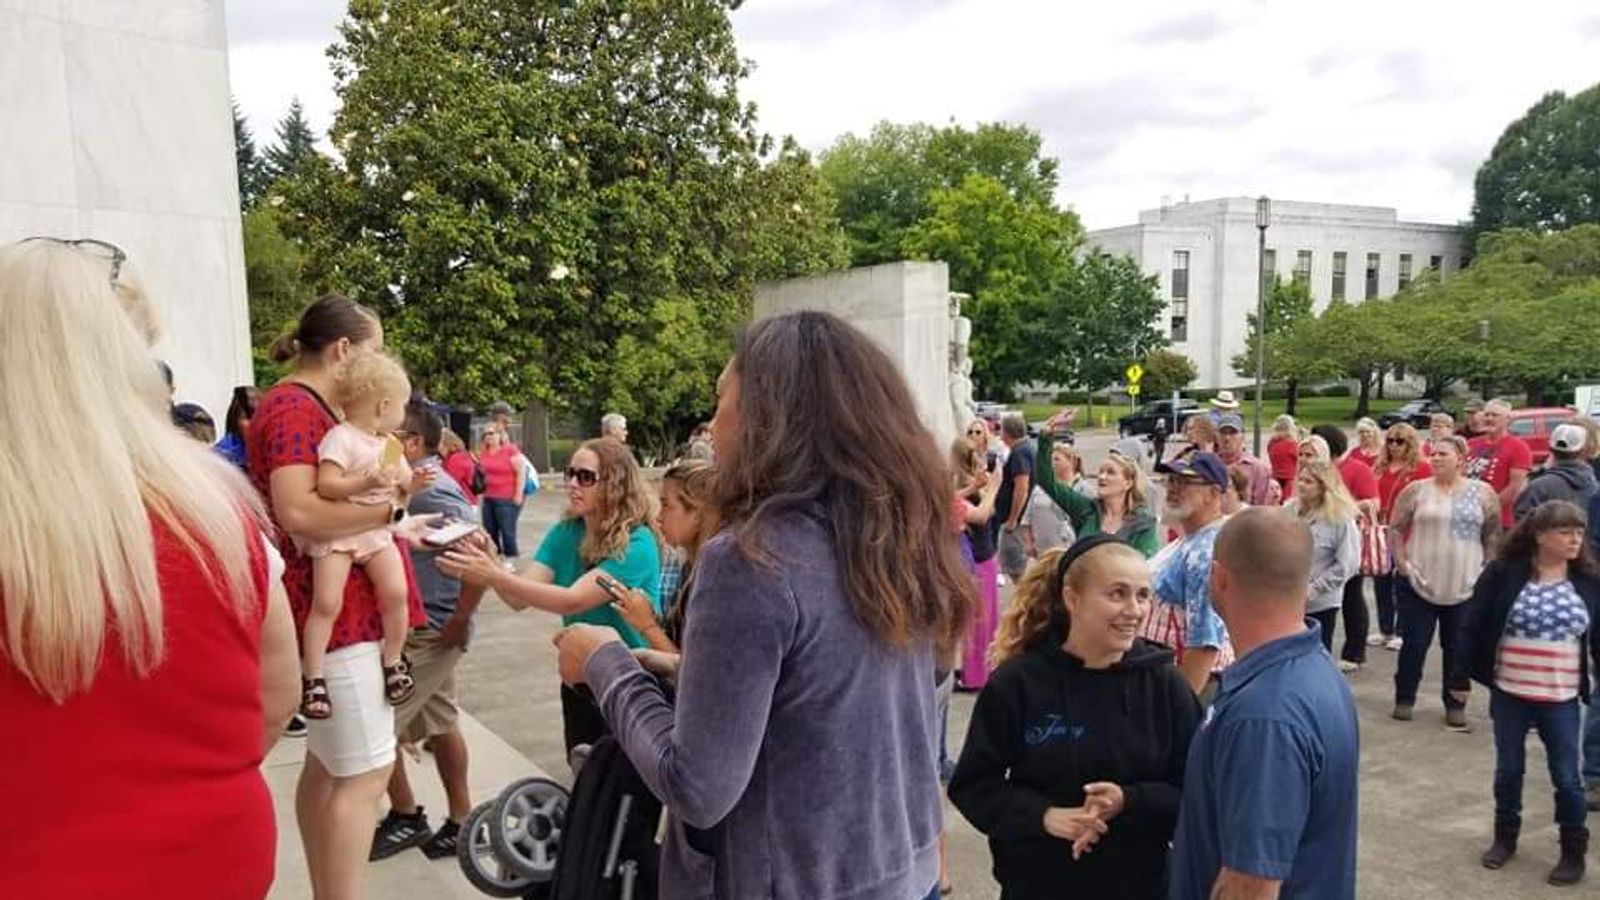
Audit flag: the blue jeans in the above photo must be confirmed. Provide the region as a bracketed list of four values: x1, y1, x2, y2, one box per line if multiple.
[1490, 689, 1588, 828]
[481, 498, 522, 557]
[1584, 696, 1600, 786]
[1372, 572, 1400, 637]
[1393, 578, 1470, 710]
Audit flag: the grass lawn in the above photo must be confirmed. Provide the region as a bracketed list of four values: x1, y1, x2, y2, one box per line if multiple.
[1017, 396, 1405, 430]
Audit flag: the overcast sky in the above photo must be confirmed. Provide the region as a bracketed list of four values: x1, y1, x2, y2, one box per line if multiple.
[226, 0, 1600, 230]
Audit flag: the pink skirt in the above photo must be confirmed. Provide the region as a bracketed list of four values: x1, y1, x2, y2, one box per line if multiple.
[960, 557, 1000, 690]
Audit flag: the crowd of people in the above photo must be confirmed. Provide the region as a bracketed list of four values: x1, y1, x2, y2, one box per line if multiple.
[3, 234, 1598, 900]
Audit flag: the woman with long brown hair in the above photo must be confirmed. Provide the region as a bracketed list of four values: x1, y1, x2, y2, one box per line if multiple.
[442, 437, 661, 751]
[552, 311, 973, 900]
[1456, 501, 1598, 884]
[951, 538, 1201, 899]
[954, 435, 1003, 689]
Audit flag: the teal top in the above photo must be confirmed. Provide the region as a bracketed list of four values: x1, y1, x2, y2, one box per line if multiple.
[1034, 434, 1161, 557]
[534, 520, 663, 648]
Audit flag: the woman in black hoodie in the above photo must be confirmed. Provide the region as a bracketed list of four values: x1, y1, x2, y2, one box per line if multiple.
[949, 534, 1202, 900]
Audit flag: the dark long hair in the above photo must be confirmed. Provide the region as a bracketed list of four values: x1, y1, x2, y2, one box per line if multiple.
[715, 311, 973, 651]
[267, 294, 378, 362]
[1499, 500, 1600, 579]
[223, 385, 259, 441]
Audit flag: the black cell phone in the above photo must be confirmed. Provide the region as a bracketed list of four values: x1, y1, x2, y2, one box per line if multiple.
[596, 573, 627, 602]
[986, 452, 999, 474]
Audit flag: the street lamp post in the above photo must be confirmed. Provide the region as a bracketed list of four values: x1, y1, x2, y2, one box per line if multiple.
[1253, 196, 1271, 456]
[1478, 318, 1491, 400]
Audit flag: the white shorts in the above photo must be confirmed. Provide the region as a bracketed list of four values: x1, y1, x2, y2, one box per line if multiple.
[307, 641, 396, 777]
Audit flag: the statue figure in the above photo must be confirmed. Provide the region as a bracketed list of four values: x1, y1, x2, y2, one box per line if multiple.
[948, 292, 977, 429]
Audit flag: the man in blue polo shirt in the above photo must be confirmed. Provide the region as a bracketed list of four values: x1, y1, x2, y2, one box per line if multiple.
[1170, 507, 1360, 900]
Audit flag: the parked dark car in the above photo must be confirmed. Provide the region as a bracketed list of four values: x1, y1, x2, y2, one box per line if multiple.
[1119, 398, 1201, 437]
[1377, 399, 1451, 430]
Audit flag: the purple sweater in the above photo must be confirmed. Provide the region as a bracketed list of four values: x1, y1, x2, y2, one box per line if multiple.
[586, 512, 942, 900]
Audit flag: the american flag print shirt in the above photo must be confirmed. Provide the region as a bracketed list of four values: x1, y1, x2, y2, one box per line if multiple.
[1495, 579, 1591, 703]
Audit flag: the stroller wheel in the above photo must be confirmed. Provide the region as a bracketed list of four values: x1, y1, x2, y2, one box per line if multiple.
[457, 801, 537, 897]
[489, 777, 570, 882]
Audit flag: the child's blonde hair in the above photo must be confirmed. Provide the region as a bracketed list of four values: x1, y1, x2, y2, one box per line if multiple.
[335, 351, 410, 408]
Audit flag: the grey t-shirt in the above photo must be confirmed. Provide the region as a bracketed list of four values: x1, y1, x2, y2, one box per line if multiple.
[407, 455, 478, 629]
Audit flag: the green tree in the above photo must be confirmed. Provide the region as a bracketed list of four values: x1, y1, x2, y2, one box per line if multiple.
[901, 172, 1080, 397]
[1140, 348, 1198, 399]
[242, 205, 313, 384]
[262, 97, 320, 184]
[819, 121, 1063, 267]
[279, 0, 844, 454]
[1232, 277, 1315, 412]
[232, 99, 266, 209]
[1471, 83, 1600, 242]
[1049, 250, 1167, 418]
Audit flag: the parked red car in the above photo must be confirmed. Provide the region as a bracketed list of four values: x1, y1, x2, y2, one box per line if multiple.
[1505, 407, 1578, 465]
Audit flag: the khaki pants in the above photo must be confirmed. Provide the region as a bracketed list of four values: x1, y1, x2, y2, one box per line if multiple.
[393, 627, 466, 744]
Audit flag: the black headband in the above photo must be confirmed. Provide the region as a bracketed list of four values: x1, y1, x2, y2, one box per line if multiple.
[1054, 533, 1131, 586]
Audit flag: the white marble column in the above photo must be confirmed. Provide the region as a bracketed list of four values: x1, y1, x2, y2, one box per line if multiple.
[754, 262, 957, 448]
[0, 0, 250, 421]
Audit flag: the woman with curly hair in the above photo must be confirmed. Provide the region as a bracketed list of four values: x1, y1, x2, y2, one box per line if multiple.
[950, 537, 1201, 900]
[442, 437, 661, 751]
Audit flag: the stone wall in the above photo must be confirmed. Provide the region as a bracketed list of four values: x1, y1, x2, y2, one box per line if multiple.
[0, 0, 250, 422]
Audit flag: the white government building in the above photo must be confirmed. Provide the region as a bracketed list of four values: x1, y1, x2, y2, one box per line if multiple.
[1088, 197, 1466, 389]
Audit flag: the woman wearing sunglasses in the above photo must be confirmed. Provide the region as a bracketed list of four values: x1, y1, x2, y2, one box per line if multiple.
[441, 438, 661, 752]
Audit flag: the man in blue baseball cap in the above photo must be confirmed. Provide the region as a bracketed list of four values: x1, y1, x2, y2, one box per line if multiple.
[1147, 451, 1236, 696]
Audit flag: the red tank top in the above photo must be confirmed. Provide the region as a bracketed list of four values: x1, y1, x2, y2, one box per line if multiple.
[0, 516, 275, 899]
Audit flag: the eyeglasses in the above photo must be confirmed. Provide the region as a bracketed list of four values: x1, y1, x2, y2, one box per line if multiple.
[966, 428, 986, 436]
[1385, 437, 1407, 445]
[564, 467, 600, 487]
[23, 236, 126, 288]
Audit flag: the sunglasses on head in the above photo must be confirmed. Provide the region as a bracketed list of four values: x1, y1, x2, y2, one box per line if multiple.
[24, 236, 126, 288]
[564, 467, 600, 487]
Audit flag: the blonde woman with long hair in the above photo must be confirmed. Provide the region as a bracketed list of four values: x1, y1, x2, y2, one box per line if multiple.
[442, 437, 662, 751]
[951, 538, 1201, 899]
[0, 239, 299, 899]
[1368, 423, 1433, 651]
[1285, 462, 1362, 659]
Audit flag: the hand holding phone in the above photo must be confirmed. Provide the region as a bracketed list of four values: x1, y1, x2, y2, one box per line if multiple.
[422, 518, 477, 548]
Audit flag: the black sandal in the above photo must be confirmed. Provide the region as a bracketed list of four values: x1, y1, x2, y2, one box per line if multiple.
[301, 677, 332, 720]
[383, 657, 415, 706]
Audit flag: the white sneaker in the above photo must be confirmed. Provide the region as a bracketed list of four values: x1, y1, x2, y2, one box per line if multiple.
[1337, 660, 1361, 673]
[1385, 636, 1403, 651]
[1365, 634, 1384, 647]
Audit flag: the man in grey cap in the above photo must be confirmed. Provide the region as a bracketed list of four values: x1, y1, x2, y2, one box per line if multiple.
[1214, 413, 1272, 506]
[1513, 422, 1598, 521]
[1457, 398, 1488, 441]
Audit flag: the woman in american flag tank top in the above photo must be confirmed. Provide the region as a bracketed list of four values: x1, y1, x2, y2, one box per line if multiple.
[1455, 500, 1600, 886]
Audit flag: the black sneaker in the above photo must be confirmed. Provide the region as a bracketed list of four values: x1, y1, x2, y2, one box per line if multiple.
[284, 715, 308, 738]
[370, 807, 432, 861]
[420, 819, 461, 860]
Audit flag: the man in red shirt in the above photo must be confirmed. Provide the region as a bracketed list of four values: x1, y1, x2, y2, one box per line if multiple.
[1464, 399, 1532, 528]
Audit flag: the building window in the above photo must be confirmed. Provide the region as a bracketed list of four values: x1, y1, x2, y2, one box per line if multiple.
[1332, 252, 1347, 300]
[1293, 250, 1312, 285]
[1461, 251, 1474, 269]
[1171, 250, 1189, 300]
[1398, 254, 1413, 290]
[1429, 254, 1443, 271]
[1262, 248, 1277, 293]
[1170, 315, 1188, 343]
[1365, 253, 1380, 299]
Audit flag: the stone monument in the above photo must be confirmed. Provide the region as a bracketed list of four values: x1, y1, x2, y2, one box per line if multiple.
[753, 261, 958, 448]
[0, 0, 251, 421]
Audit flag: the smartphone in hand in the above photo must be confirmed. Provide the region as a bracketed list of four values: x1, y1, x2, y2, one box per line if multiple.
[422, 518, 477, 548]
[595, 573, 628, 602]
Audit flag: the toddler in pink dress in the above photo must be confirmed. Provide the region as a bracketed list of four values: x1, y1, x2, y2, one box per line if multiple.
[295, 351, 416, 719]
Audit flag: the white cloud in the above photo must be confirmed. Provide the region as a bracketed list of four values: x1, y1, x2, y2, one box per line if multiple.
[224, 0, 1600, 229]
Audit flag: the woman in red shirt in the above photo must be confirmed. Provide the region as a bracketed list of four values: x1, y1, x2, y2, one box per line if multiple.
[1350, 417, 1383, 470]
[1267, 414, 1300, 496]
[1371, 423, 1432, 651]
[250, 294, 430, 900]
[0, 239, 299, 899]
[439, 427, 481, 504]
[477, 426, 527, 557]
